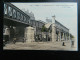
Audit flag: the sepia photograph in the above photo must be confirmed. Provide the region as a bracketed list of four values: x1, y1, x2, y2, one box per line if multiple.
[3, 2, 78, 51]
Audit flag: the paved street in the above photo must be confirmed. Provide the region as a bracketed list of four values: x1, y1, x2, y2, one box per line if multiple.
[3, 40, 77, 51]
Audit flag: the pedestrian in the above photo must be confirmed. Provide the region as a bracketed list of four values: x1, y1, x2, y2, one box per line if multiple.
[23, 37, 25, 43]
[36, 36, 38, 42]
[62, 42, 65, 46]
[71, 40, 74, 47]
[13, 37, 16, 44]
[3, 40, 5, 46]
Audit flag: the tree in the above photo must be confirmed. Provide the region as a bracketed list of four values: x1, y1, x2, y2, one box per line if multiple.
[41, 25, 48, 32]
[70, 34, 74, 38]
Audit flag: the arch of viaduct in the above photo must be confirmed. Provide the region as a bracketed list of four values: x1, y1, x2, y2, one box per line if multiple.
[55, 20, 69, 42]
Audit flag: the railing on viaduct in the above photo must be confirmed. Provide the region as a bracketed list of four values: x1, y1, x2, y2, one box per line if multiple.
[55, 20, 69, 33]
[4, 3, 45, 28]
[4, 3, 30, 25]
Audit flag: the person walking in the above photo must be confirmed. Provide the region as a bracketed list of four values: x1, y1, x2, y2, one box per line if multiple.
[23, 37, 25, 43]
[62, 42, 66, 46]
[71, 40, 74, 47]
[13, 36, 16, 44]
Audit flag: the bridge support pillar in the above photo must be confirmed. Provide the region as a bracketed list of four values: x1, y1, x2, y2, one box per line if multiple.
[62, 33, 64, 41]
[52, 23, 56, 42]
[13, 26, 16, 33]
[51, 15, 56, 42]
[3, 25, 10, 41]
[3, 25, 10, 37]
[59, 30, 61, 41]
[9, 26, 15, 41]
[65, 33, 67, 41]
[56, 31, 58, 41]
[64, 33, 65, 41]
[69, 32, 70, 40]
[24, 26, 35, 43]
[57, 32, 59, 41]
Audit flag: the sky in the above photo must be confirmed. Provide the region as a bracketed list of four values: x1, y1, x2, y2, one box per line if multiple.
[11, 2, 77, 40]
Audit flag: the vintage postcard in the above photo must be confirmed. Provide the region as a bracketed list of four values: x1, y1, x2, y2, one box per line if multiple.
[3, 2, 78, 51]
